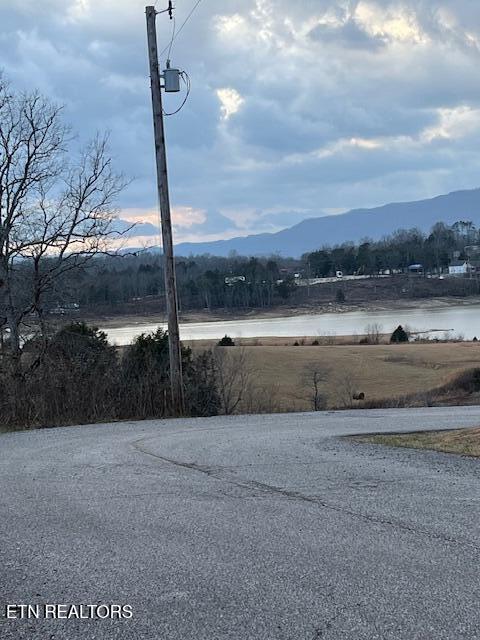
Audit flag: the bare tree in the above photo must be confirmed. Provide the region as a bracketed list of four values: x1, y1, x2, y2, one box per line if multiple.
[239, 381, 282, 414]
[302, 364, 328, 411]
[0, 78, 127, 362]
[365, 323, 383, 345]
[212, 347, 255, 415]
[24, 136, 127, 347]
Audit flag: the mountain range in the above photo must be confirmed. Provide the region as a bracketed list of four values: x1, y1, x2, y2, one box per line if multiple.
[174, 188, 480, 258]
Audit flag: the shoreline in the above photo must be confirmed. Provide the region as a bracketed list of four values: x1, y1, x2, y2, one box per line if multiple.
[90, 295, 480, 330]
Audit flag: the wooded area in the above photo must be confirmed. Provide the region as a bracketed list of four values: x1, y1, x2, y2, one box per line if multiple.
[43, 219, 480, 318]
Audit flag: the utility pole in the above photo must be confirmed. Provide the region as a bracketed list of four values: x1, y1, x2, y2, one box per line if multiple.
[145, 5, 185, 414]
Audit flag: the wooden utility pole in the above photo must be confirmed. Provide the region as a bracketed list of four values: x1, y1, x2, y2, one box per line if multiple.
[146, 5, 184, 414]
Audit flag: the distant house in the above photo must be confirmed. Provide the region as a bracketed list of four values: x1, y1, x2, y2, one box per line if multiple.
[408, 264, 424, 274]
[225, 276, 246, 286]
[449, 260, 470, 275]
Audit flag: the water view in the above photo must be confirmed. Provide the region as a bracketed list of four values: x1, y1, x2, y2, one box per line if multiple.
[102, 304, 480, 345]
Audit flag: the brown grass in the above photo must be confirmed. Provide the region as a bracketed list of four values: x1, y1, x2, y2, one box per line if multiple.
[354, 428, 480, 457]
[189, 341, 480, 412]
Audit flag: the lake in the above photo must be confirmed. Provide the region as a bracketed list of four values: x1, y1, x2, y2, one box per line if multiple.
[101, 304, 480, 345]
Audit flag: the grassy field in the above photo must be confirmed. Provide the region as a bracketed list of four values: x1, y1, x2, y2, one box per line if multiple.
[354, 428, 480, 457]
[187, 340, 480, 412]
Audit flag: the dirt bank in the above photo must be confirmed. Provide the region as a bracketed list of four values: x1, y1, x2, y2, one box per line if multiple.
[88, 295, 480, 330]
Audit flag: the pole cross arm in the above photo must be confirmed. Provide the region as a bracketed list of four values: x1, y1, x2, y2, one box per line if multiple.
[149, 2, 174, 18]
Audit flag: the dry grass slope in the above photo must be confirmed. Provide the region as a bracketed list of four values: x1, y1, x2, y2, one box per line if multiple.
[355, 428, 480, 457]
[191, 341, 480, 412]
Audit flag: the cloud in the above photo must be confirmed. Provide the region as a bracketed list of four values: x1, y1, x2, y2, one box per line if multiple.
[355, 2, 428, 44]
[216, 88, 245, 120]
[2, 0, 480, 244]
[118, 206, 239, 245]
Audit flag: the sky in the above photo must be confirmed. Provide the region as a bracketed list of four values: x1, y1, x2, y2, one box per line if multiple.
[2, 0, 480, 247]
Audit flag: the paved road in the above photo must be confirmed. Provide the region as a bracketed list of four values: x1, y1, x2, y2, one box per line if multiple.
[1, 407, 480, 640]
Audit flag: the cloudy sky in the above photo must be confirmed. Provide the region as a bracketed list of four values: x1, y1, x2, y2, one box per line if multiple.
[2, 0, 480, 246]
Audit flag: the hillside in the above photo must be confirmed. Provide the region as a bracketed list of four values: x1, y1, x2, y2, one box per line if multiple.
[175, 188, 480, 258]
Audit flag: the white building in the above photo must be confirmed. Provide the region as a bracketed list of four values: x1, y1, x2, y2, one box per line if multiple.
[448, 261, 470, 275]
[225, 276, 246, 286]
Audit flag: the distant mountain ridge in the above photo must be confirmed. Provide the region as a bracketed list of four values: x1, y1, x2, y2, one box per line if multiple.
[175, 188, 480, 258]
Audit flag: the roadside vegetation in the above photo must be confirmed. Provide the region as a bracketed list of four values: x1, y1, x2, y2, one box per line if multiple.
[1, 323, 275, 430]
[354, 428, 480, 458]
[2, 323, 220, 429]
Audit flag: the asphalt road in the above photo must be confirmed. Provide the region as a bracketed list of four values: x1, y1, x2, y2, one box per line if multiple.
[1, 407, 480, 640]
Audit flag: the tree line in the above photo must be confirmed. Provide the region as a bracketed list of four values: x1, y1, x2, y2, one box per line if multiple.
[52, 254, 299, 312]
[305, 221, 477, 277]
[51, 220, 478, 315]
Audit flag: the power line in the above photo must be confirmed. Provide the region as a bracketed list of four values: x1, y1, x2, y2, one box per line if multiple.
[159, 0, 205, 59]
[166, 16, 176, 61]
[174, 0, 204, 42]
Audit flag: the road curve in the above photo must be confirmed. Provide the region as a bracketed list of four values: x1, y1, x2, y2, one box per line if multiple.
[1, 406, 480, 639]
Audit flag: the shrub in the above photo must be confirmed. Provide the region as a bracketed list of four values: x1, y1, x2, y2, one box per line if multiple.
[2, 322, 120, 428]
[39, 323, 118, 424]
[217, 335, 235, 347]
[0, 323, 224, 430]
[46, 323, 115, 372]
[184, 351, 221, 417]
[121, 329, 186, 418]
[390, 325, 409, 343]
[122, 329, 219, 419]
